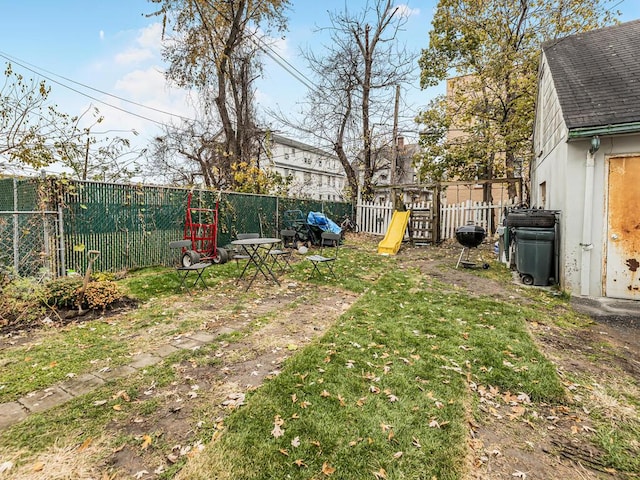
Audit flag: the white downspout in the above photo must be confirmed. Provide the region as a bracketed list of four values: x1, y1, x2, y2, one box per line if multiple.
[580, 137, 599, 296]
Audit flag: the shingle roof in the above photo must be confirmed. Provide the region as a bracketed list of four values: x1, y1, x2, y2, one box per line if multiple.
[542, 20, 640, 130]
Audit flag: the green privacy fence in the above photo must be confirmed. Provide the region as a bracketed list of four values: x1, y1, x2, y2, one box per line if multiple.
[0, 177, 352, 277]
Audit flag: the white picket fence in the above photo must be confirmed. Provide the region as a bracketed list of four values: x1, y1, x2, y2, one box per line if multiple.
[357, 199, 515, 241]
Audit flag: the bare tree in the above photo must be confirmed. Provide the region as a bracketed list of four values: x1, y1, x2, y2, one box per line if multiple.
[1, 63, 140, 181]
[292, 0, 415, 201]
[150, 0, 289, 188]
[56, 106, 142, 182]
[146, 118, 227, 187]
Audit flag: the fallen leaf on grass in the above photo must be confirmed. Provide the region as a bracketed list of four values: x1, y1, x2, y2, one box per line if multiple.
[512, 471, 527, 479]
[113, 404, 122, 411]
[279, 449, 289, 456]
[113, 390, 130, 402]
[322, 462, 336, 475]
[0, 462, 13, 473]
[508, 405, 526, 419]
[141, 434, 152, 450]
[373, 467, 387, 479]
[291, 436, 301, 447]
[393, 451, 403, 459]
[272, 415, 285, 438]
[133, 470, 149, 479]
[221, 392, 245, 408]
[320, 390, 331, 398]
[31, 462, 44, 472]
[412, 437, 422, 448]
[294, 459, 307, 468]
[77, 437, 93, 452]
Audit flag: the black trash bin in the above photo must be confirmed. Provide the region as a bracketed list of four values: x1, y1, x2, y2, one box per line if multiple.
[513, 227, 555, 286]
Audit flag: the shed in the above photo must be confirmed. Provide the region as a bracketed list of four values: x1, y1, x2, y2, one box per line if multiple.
[531, 19, 640, 300]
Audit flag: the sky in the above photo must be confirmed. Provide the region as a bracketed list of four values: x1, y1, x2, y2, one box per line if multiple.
[0, 0, 638, 178]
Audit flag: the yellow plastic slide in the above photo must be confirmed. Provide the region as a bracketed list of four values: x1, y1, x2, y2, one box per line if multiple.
[377, 210, 411, 255]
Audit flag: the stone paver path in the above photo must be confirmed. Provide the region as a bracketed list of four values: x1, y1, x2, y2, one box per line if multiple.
[0, 330, 222, 431]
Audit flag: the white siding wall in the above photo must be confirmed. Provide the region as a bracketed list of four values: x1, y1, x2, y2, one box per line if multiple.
[533, 56, 567, 164]
[532, 59, 640, 296]
[268, 137, 346, 201]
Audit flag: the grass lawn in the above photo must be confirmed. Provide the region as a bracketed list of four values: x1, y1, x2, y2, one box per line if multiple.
[0, 235, 638, 479]
[176, 265, 566, 480]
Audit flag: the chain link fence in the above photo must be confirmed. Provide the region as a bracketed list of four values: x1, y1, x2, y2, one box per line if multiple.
[0, 177, 353, 278]
[0, 178, 62, 279]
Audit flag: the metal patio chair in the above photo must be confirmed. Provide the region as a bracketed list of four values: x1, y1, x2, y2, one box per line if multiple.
[306, 231, 341, 280]
[268, 229, 296, 272]
[169, 239, 213, 293]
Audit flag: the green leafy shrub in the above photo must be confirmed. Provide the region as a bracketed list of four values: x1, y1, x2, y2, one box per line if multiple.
[83, 281, 122, 310]
[44, 277, 83, 308]
[4, 277, 46, 301]
[1, 278, 47, 330]
[44, 278, 123, 310]
[91, 271, 115, 282]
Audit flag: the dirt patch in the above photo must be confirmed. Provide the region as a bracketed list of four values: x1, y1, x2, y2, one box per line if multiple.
[0, 297, 138, 348]
[97, 283, 359, 479]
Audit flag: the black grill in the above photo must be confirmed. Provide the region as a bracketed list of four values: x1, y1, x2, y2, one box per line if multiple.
[455, 224, 486, 248]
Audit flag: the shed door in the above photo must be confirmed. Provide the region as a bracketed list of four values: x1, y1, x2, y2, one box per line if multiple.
[606, 156, 640, 299]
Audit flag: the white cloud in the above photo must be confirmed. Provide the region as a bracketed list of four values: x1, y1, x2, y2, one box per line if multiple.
[269, 36, 291, 60]
[114, 66, 168, 100]
[114, 23, 163, 66]
[396, 4, 420, 18]
[115, 47, 155, 65]
[99, 30, 105, 41]
[136, 22, 165, 50]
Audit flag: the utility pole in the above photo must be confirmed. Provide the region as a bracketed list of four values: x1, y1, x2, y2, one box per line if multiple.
[390, 84, 400, 209]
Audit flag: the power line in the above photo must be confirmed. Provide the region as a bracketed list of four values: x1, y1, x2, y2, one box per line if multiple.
[0, 51, 194, 127]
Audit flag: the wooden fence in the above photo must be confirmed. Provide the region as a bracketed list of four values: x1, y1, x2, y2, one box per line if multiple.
[357, 199, 515, 241]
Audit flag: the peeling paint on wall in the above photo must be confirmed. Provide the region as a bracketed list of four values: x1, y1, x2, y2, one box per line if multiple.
[606, 156, 640, 298]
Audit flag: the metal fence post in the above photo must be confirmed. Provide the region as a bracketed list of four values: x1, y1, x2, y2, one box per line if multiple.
[58, 205, 66, 277]
[13, 177, 19, 274]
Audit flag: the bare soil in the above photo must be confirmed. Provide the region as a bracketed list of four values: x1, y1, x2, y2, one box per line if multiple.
[2, 238, 639, 479]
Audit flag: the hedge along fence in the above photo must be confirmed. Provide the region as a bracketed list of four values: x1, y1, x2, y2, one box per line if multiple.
[0, 177, 352, 277]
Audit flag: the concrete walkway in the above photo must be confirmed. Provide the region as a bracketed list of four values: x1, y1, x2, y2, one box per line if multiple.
[571, 296, 640, 329]
[0, 330, 224, 431]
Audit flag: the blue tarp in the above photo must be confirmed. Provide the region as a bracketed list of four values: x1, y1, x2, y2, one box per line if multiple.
[307, 211, 342, 234]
